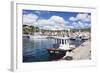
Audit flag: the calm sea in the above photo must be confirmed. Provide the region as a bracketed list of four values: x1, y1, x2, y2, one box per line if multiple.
[23, 38, 84, 62]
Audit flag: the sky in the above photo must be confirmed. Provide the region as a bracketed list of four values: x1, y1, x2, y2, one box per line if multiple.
[22, 9, 91, 30]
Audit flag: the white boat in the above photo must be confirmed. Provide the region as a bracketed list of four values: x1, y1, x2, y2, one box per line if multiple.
[47, 35, 75, 60]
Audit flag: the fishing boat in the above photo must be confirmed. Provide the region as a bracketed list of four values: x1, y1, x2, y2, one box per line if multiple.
[47, 36, 75, 60]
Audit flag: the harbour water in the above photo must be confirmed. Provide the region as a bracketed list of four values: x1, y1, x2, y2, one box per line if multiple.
[23, 37, 85, 62]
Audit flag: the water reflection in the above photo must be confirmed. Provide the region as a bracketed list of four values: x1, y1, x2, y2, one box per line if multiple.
[23, 38, 85, 62]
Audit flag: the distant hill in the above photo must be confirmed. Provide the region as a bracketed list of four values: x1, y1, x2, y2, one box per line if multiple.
[23, 24, 91, 35]
[70, 28, 91, 32]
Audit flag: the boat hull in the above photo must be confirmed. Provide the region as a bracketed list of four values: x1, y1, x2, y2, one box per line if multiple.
[47, 48, 67, 60]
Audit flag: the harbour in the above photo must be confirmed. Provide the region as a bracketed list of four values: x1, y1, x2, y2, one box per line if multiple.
[22, 10, 91, 62]
[23, 32, 90, 62]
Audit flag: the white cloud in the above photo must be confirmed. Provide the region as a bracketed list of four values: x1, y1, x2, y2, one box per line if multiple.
[42, 25, 64, 30]
[71, 21, 91, 29]
[23, 14, 67, 30]
[42, 26, 54, 30]
[67, 26, 74, 29]
[36, 15, 68, 30]
[50, 16, 66, 24]
[84, 23, 91, 28]
[72, 22, 79, 28]
[76, 13, 91, 22]
[69, 13, 91, 29]
[38, 19, 55, 26]
[23, 13, 91, 30]
[23, 13, 38, 25]
[37, 19, 65, 30]
[85, 15, 91, 22]
[78, 21, 85, 28]
[69, 13, 91, 22]
[69, 17, 77, 21]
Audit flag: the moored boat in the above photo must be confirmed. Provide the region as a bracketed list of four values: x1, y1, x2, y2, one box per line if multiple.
[47, 36, 75, 60]
[47, 48, 66, 60]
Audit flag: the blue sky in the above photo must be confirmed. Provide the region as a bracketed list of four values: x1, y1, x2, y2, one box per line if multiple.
[23, 10, 91, 30]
